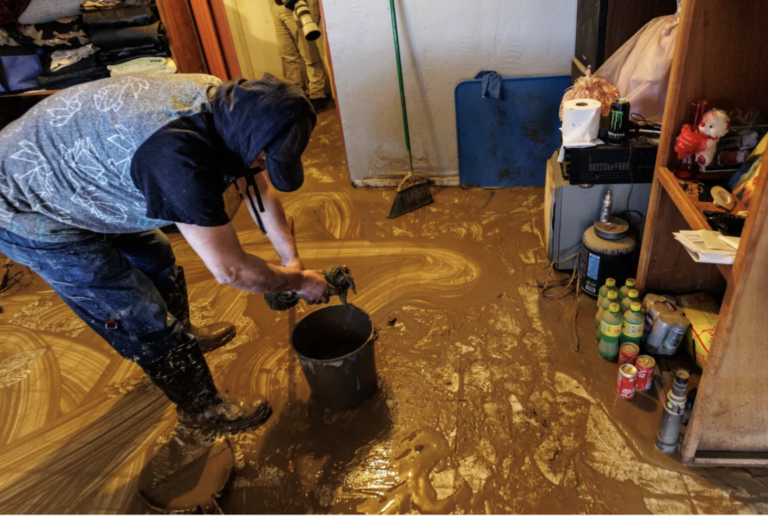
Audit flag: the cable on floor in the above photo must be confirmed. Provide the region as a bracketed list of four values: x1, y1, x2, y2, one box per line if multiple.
[536, 242, 583, 299]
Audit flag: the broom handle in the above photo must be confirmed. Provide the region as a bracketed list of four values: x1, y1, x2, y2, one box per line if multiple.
[389, 0, 414, 174]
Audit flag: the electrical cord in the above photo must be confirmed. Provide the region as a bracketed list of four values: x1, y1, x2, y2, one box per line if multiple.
[535, 242, 583, 299]
[626, 136, 634, 212]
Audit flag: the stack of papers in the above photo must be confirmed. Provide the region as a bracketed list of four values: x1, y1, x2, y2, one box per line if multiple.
[674, 230, 740, 264]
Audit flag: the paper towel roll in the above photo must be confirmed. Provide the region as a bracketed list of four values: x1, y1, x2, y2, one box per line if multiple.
[562, 98, 602, 147]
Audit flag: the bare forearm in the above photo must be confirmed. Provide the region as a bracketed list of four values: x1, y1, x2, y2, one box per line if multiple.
[225, 253, 306, 294]
[239, 174, 298, 263]
[176, 221, 329, 303]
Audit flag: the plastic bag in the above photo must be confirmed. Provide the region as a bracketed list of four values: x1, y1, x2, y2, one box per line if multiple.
[595, 14, 680, 123]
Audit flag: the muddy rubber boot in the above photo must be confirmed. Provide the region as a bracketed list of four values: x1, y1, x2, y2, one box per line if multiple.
[143, 338, 272, 435]
[164, 267, 237, 353]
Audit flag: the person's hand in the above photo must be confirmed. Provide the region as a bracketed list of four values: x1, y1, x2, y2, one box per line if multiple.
[282, 257, 305, 271]
[296, 270, 329, 305]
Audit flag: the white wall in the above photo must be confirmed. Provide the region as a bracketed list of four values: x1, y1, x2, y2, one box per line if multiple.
[322, 0, 578, 182]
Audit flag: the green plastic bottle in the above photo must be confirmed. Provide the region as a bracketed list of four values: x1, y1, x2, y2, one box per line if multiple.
[597, 278, 618, 308]
[599, 303, 622, 361]
[620, 301, 645, 346]
[620, 288, 640, 312]
[596, 290, 619, 341]
[618, 278, 637, 301]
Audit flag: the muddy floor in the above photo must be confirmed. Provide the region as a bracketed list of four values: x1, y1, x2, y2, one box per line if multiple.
[1, 106, 767, 514]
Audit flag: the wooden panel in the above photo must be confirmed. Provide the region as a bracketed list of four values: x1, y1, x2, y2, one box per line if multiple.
[0, 90, 59, 98]
[638, 181, 727, 294]
[683, 156, 768, 459]
[189, 0, 229, 80]
[605, 0, 677, 59]
[157, 0, 207, 74]
[636, 176, 664, 292]
[209, 0, 242, 78]
[659, 0, 768, 169]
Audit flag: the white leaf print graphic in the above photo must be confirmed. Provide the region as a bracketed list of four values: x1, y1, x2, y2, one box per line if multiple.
[71, 186, 127, 223]
[107, 125, 136, 182]
[46, 89, 83, 128]
[61, 138, 107, 185]
[32, 201, 73, 224]
[93, 77, 149, 113]
[10, 141, 53, 197]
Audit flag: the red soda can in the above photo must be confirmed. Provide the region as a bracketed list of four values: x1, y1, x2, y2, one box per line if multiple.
[635, 355, 656, 391]
[618, 343, 639, 369]
[616, 364, 638, 399]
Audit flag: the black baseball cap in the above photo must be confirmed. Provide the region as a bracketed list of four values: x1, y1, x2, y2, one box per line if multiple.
[264, 114, 315, 192]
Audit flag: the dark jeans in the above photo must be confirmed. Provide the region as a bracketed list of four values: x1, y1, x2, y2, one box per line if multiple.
[0, 229, 186, 368]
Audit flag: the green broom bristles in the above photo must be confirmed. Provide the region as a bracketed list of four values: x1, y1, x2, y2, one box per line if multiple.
[387, 182, 433, 219]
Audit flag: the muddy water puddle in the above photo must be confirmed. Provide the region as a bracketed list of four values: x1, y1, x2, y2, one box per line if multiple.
[1, 110, 767, 514]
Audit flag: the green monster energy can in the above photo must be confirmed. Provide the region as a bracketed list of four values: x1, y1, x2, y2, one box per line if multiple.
[608, 98, 630, 146]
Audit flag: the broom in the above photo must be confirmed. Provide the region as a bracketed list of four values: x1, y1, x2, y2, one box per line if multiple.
[387, 0, 433, 219]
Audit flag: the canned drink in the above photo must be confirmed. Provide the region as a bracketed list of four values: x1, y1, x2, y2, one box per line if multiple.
[616, 363, 638, 399]
[608, 98, 630, 146]
[618, 343, 640, 369]
[636, 355, 656, 391]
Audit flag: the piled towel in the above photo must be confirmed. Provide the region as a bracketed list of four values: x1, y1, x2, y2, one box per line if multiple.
[84, 6, 174, 70]
[83, 5, 154, 27]
[108, 55, 174, 76]
[38, 54, 108, 87]
[1, 0, 169, 93]
[8, 16, 89, 48]
[80, 0, 121, 11]
[49, 42, 93, 71]
[35, 42, 108, 88]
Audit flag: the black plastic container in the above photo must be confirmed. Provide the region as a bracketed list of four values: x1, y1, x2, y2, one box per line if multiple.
[291, 304, 377, 409]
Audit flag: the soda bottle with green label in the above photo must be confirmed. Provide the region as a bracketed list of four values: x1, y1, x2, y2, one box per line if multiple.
[619, 278, 636, 301]
[621, 288, 640, 312]
[599, 303, 622, 361]
[620, 301, 645, 346]
[596, 290, 619, 341]
[597, 278, 618, 308]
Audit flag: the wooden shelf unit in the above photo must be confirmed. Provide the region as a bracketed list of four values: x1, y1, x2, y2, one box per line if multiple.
[637, 0, 768, 466]
[0, 89, 60, 99]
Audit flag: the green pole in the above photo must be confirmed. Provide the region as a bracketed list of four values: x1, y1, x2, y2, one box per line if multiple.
[389, 0, 414, 173]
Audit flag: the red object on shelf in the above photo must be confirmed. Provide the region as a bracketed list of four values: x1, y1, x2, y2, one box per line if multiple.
[675, 100, 708, 179]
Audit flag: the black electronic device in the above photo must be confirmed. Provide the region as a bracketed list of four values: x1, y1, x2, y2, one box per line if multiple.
[562, 135, 658, 185]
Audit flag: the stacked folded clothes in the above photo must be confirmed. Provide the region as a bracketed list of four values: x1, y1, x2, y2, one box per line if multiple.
[36, 42, 108, 88]
[1, 5, 94, 91]
[1, 0, 170, 93]
[108, 55, 174, 75]
[83, 4, 175, 74]
[4, 16, 89, 48]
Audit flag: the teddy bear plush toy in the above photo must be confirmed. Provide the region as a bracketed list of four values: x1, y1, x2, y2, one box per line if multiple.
[675, 109, 731, 171]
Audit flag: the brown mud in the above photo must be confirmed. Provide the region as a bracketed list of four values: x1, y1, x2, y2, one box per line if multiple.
[0, 107, 767, 514]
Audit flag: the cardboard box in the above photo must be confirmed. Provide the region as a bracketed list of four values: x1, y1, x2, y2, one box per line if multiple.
[676, 292, 720, 369]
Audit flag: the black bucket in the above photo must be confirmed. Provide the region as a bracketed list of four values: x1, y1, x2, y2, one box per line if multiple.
[291, 304, 377, 409]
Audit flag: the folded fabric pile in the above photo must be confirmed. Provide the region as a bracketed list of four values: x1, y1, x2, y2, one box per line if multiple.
[0, 0, 99, 92]
[37, 42, 108, 88]
[108, 55, 174, 75]
[1, 0, 169, 93]
[82, 3, 174, 75]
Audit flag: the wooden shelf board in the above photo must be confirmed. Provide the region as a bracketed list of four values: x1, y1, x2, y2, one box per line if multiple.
[0, 89, 60, 99]
[656, 166, 746, 279]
